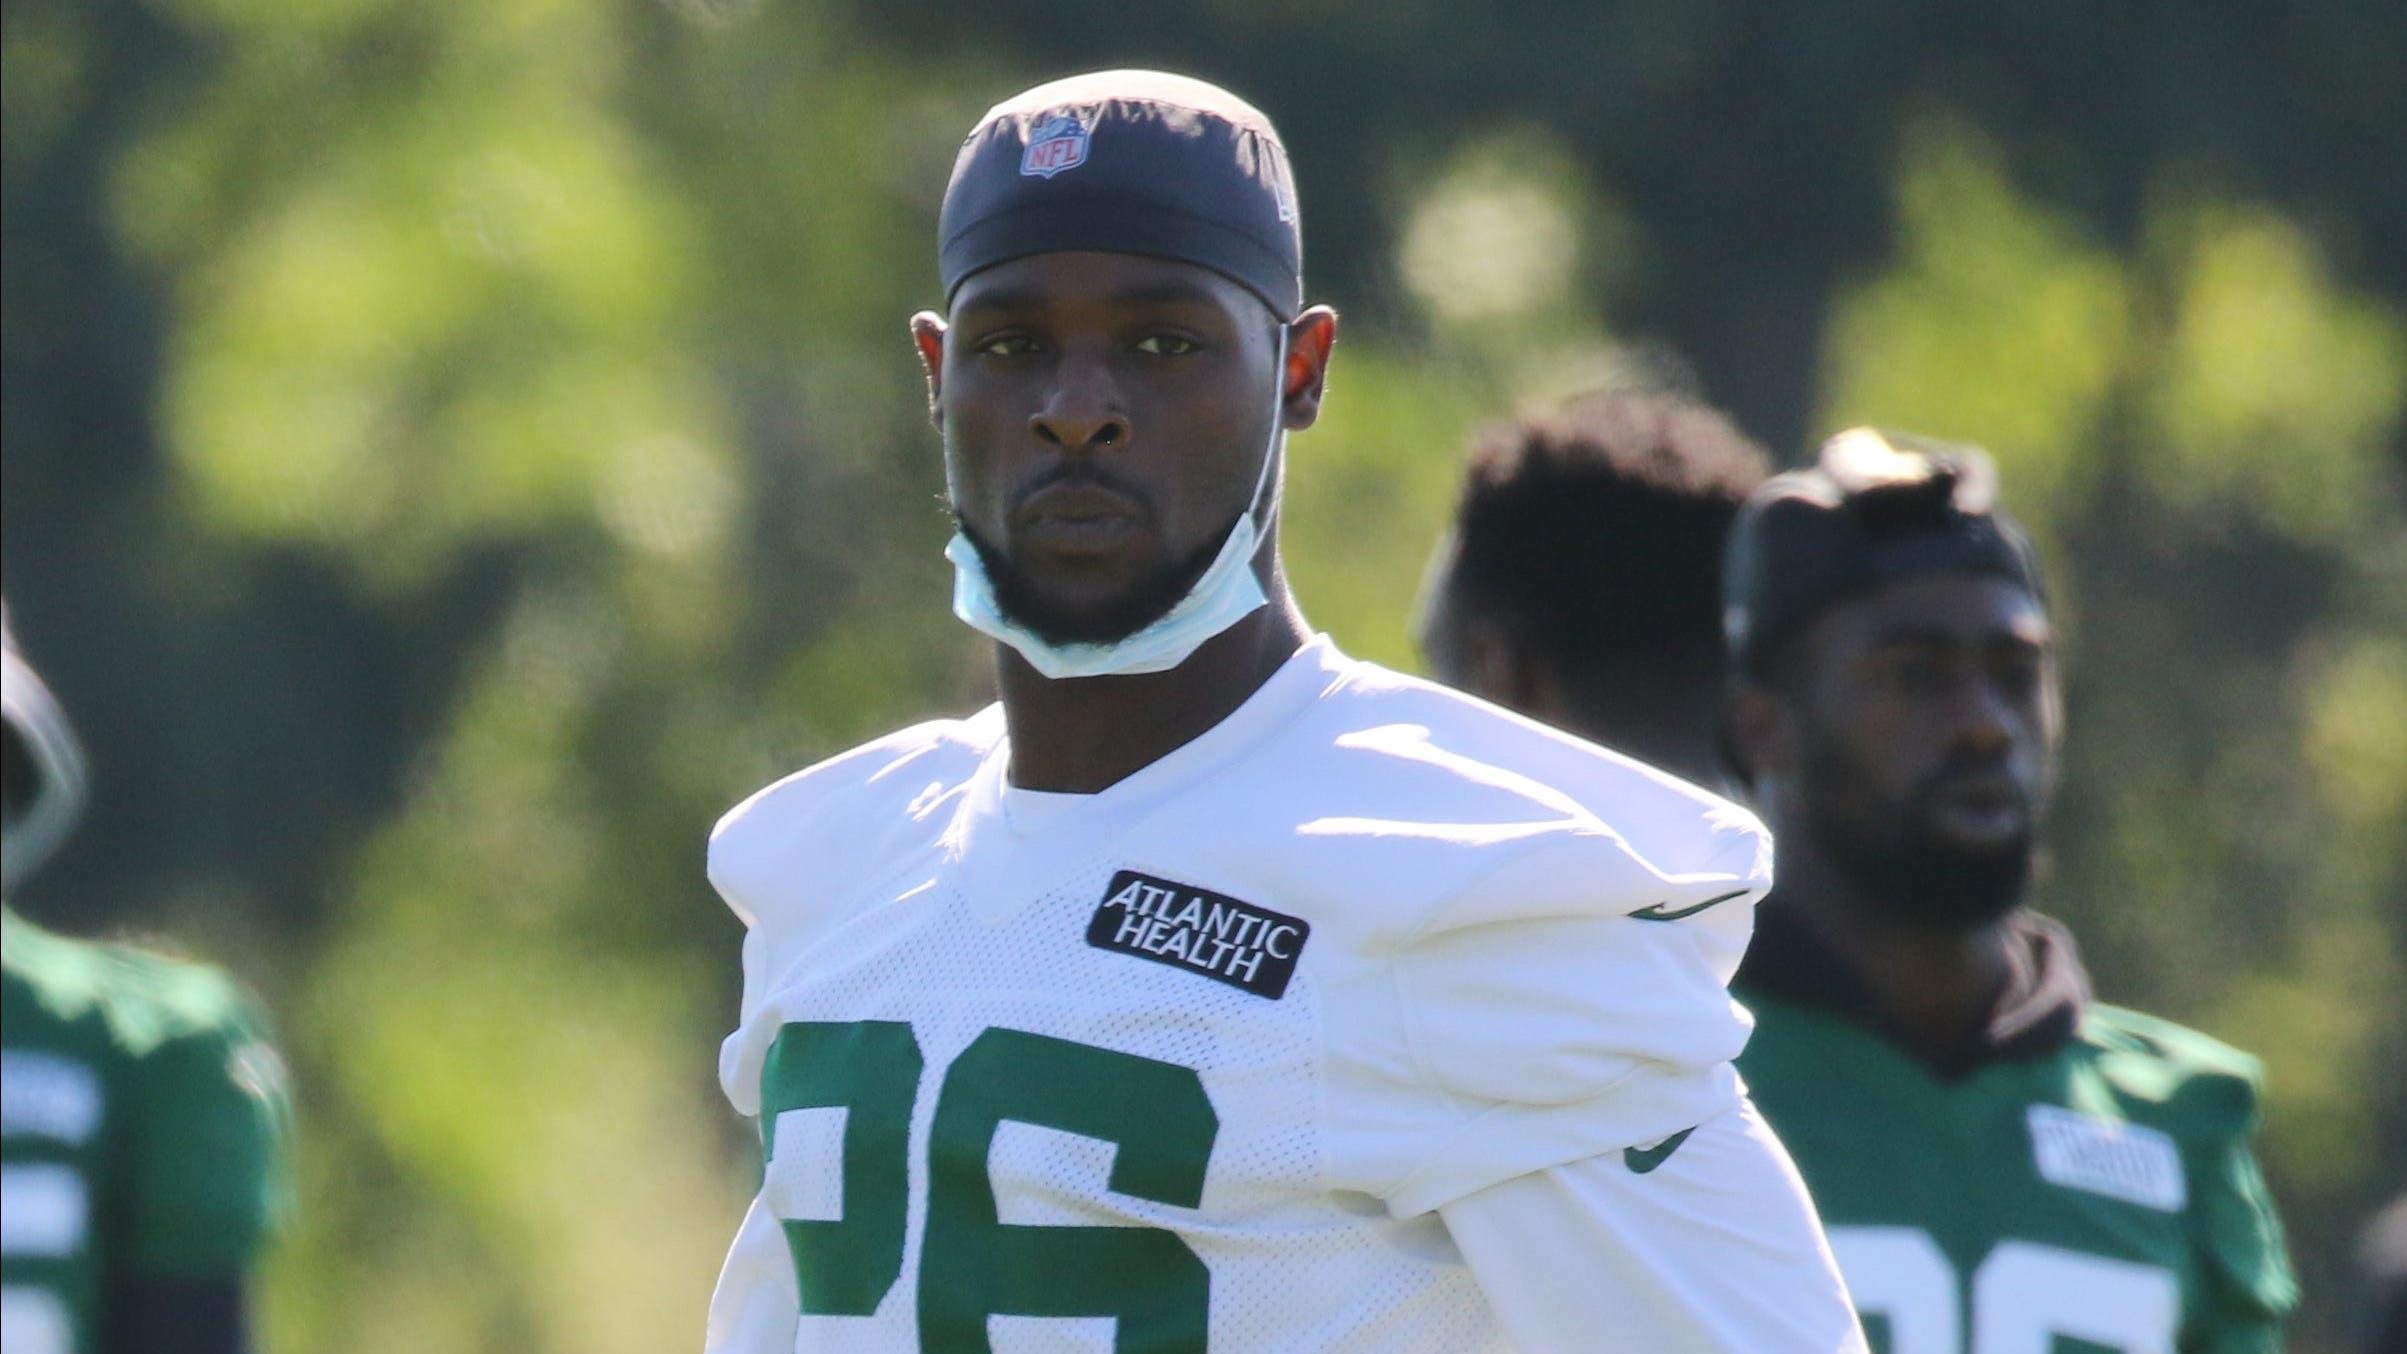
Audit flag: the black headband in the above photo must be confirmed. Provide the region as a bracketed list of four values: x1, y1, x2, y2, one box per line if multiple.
[939, 70, 1303, 317]
[1723, 428, 2046, 676]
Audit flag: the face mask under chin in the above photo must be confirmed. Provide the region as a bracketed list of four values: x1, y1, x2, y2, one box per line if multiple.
[955, 511, 1245, 647]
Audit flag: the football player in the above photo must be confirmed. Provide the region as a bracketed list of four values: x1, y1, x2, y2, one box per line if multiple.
[1420, 413, 2301, 1350]
[1414, 388, 1769, 786]
[1717, 431, 2297, 1351]
[1, 603, 289, 1354]
[704, 71, 1862, 1351]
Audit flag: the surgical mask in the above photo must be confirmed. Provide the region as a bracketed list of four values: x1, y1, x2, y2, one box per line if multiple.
[945, 328, 1288, 680]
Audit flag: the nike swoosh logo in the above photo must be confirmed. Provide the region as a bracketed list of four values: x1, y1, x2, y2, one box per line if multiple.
[1629, 889, 1748, 922]
[1624, 1127, 1696, 1175]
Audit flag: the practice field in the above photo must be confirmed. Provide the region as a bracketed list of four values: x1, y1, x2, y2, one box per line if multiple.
[3, 1, 2401, 1349]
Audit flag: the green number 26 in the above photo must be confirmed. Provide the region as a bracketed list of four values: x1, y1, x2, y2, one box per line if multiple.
[759, 1020, 1220, 1351]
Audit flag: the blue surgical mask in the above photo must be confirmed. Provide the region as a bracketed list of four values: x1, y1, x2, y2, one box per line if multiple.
[945, 329, 1288, 681]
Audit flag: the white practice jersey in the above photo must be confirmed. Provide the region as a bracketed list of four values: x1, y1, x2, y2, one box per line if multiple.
[706, 637, 1853, 1352]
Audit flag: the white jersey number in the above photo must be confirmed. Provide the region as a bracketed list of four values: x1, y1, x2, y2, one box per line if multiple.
[1832, 1226, 2179, 1354]
[0, 1287, 74, 1354]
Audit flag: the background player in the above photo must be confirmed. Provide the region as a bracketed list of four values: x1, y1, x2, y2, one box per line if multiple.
[1420, 415, 2300, 1349]
[1414, 387, 1769, 786]
[1717, 430, 2296, 1351]
[704, 70, 1862, 1351]
[2, 603, 289, 1354]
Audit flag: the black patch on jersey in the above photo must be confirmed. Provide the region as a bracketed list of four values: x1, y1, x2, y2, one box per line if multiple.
[1087, 870, 1309, 1000]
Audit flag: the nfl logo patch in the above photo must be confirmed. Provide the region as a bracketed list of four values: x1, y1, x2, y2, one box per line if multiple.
[1020, 114, 1090, 179]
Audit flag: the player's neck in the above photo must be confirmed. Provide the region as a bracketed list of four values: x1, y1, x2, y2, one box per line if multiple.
[992, 594, 1312, 795]
[1561, 677, 1725, 790]
[1773, 841, 2018, 1060]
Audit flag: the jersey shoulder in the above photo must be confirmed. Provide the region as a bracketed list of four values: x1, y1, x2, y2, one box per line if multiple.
[707, 709, 1003, 928]
[2077, 1001, 2268, 1144]
[1231, 659, 1762, 1209]
[1289, 655, 1769, 883]
[2081, 1004, 2299, 1320]
[2, 910, 267, 1061]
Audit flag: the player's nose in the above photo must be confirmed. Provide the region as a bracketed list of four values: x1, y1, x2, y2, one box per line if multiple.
[1948, 674, 2019, 759]
[1030, 352, 1130, 454]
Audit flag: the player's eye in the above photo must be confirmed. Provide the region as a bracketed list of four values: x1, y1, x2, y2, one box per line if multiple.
[1872, 652, 1949, 695]
[973, 332, 1041, 358]
[1133, 333, 1202, 357]
[1991, 652, 2045, 701]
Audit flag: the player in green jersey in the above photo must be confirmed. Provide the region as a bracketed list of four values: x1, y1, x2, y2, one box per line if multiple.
[1716, 430, 2296, 1352]
[1420, 416, 2298, 1351]
[2, 604, 288, 1354]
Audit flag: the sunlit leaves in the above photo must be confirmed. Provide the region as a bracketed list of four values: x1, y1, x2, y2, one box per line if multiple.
[2140, 203, 2407, 537]
[291, 584, 745, 1349]
[2305, 635, 2407, 831]
[1821, 113, 2129, 529]
[127, 4, 721, 583]
[1281, 343, 1490, 669]
[1396, 129, 1639, 331]
[1401, 173, 1580, 324]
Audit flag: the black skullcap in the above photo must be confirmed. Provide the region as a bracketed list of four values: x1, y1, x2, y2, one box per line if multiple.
[1723, 427, 2046, 676]
[939, 70, 1302, 317]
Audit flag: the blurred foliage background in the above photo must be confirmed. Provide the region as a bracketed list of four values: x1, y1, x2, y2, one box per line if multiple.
[4, 1, 2402, 1349]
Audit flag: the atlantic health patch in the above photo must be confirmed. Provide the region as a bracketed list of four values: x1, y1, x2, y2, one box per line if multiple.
[1087, 870, 1308, 999]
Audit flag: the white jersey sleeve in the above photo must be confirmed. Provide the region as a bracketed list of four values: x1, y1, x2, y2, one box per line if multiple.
[1319, 813, 1769, 1216]
[707, 711, 1002, 1117]
[1296, 672, 1776, 1218]
[1440, 1099, 1866, 1352]
[705, 1197, 800, 1354]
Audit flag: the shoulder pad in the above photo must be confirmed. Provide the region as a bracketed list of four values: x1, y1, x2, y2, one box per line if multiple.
[2081, 1002, 2268, 1139]
[708, 710, 999, 930]
[1286, 662, 1771, 924]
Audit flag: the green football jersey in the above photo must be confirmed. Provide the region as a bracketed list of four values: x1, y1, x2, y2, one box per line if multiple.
[1739, 981, 2297, 1354]
[1, 909, 290, 1354]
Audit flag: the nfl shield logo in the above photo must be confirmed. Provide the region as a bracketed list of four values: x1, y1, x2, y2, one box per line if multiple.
[1020, 115, 1090, 179]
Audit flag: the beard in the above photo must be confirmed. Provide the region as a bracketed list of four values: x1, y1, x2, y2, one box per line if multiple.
[955, 511, 1241, 647]
[1814, 810, 2033, 930]
[1798, 743, 2037, 931]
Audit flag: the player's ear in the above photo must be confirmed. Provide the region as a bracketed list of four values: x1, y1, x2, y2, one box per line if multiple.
[1723, 682, 1793, 789]
[1278, 305, 1338, 431]
[1454, 615, 1547, 717]
[910, 312, 947, 431]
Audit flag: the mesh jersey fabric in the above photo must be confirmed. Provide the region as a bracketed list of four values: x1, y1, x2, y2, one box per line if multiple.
[1736, 986, 2296, 1354]
[0, 909, 290, 1354]
[704, 637, 1778, 1351]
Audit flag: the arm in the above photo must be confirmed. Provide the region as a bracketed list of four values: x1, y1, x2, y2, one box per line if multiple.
[2183, 1124, 2296, 1353]
[1441, 1099, 1865, 1353]
[118, 1020, 287, 1354]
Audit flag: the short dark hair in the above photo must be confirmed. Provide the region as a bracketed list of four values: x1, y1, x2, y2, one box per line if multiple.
[1437, 390, 1770, 697]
